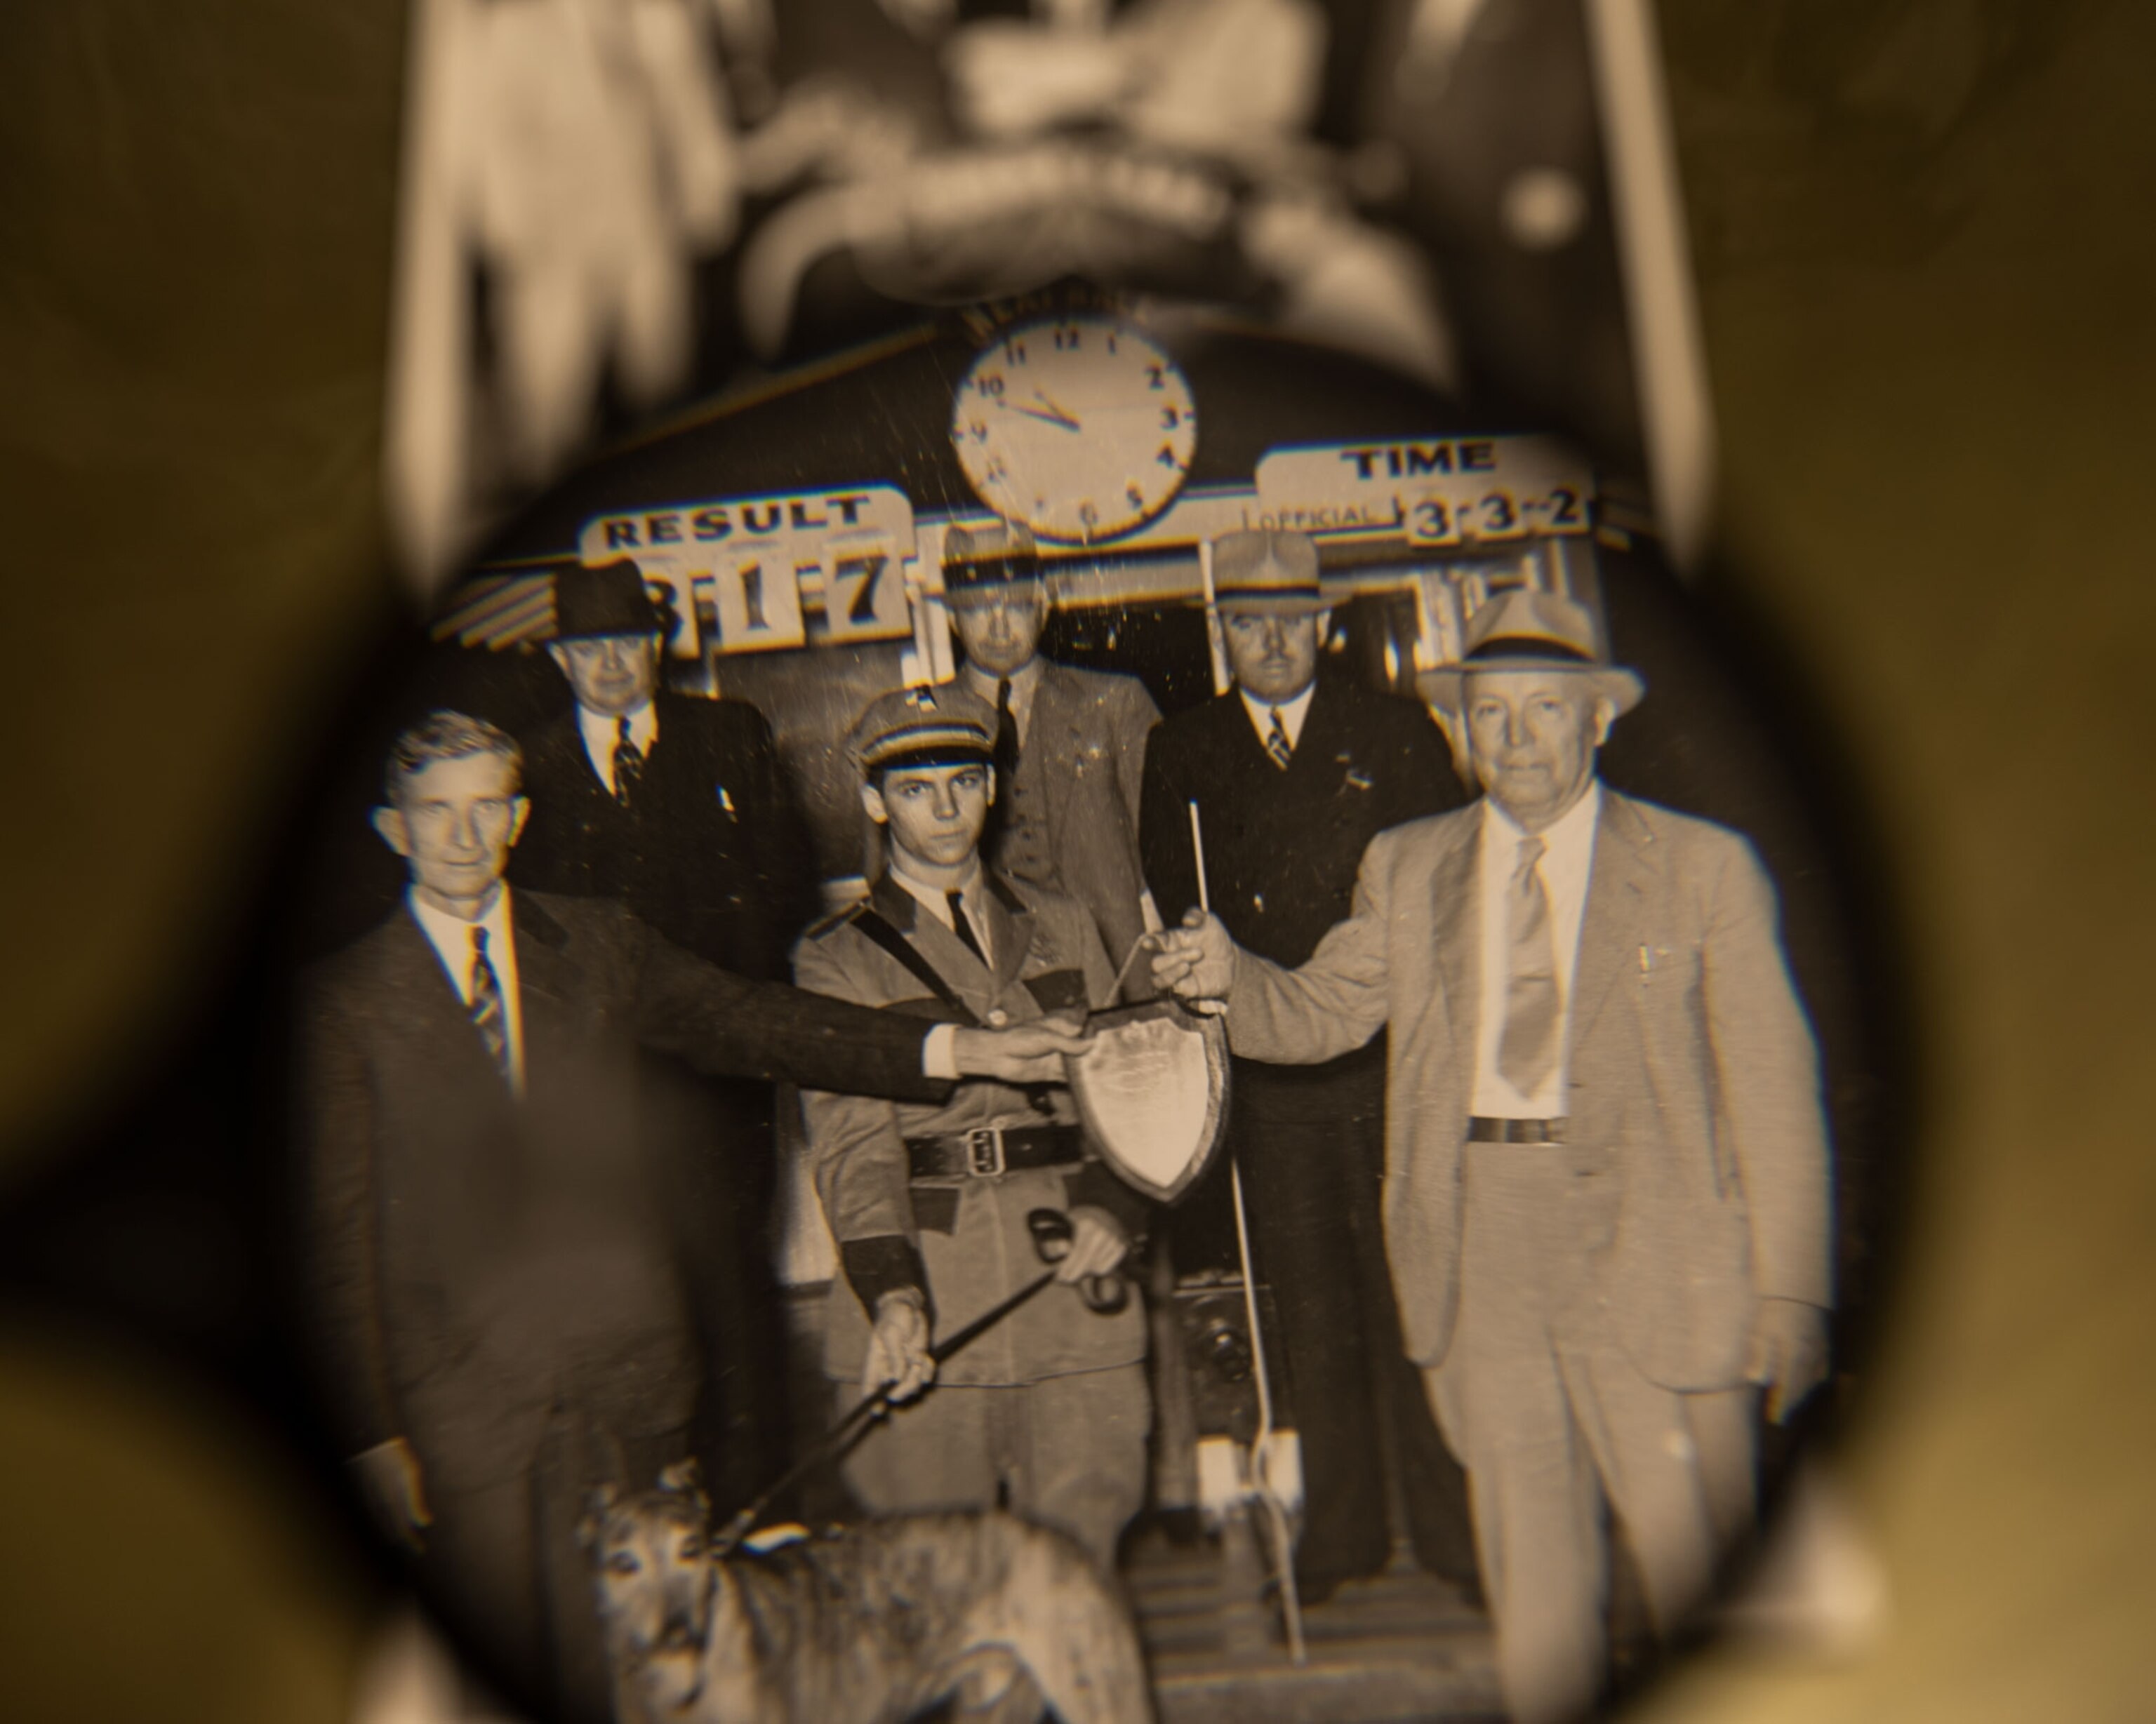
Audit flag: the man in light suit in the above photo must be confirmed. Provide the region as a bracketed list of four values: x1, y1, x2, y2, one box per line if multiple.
[302, 711, 1087, 1719]
[944, 519, 1161, 976]
[1152, 591, 1832, 1723]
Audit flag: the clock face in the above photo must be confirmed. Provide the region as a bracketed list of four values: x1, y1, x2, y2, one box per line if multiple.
[951, 316, 1197, 544]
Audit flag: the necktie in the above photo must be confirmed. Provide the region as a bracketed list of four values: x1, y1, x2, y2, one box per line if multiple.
[612, 715, 644, 808]
[468, 926, 512, 1083]
[1264, 705, 1294, 770]
[1496, 836, 1560, 1096]
[992, 676, 1020, 784]
[946, 890, 990, 965]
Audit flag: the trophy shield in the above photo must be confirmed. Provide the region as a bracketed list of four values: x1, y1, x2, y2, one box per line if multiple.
[1065, 999, 1231, 1203]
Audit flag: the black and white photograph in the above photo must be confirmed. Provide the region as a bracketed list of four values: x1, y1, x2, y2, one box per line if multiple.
[279, 302, 1890, 1722]
[4, 4, 2152, 1724]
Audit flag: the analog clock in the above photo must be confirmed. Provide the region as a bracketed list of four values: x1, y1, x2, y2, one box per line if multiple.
[950, 316, 1197, 544]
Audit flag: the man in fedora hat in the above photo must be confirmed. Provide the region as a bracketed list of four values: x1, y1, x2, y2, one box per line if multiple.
[792, 683, 1153, 1567]
[511, 556, 822, 1520]
[1138, 527, 1474, 1601]
[1152, 587, 1833, 1722]
[514, 556, 817, 978]
[942, 519, 1161, 978]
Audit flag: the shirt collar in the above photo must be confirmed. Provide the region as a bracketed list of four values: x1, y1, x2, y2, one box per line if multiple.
[406, 881, 513, 967]
[1238, 679, 1317, 742]
[577, 697, 658, 758]
[962, 657, 1042, 704]
[889, 858, 985, 923]
[1482, 776, 1602, 854]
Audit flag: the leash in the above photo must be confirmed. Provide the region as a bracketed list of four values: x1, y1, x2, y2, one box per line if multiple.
[713, 1211, 1126, 1556]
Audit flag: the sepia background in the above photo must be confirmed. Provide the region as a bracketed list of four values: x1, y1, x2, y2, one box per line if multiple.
[0, 1, 2150, 1718]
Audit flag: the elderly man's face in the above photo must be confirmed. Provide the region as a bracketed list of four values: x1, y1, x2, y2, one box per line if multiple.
[951, 587, 1047, 678]
[1223, 606, 1329, 705]
[1463, 670, 1611, 831]
[372, 750, 530, 915]
[550, 632, 662, 717]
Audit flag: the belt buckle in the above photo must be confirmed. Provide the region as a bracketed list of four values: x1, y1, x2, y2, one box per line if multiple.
[966, 1126, 1005, 1177]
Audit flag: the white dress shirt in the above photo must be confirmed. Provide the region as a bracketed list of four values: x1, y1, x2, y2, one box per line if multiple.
[577, 699, 659, 796]
[961, 657, 1042, 747]
[1238, 681, 1317, 754]
[1470, 780, 1602, 1118]
[891, 860, 994, 968]
[408, 883, 526, 1095]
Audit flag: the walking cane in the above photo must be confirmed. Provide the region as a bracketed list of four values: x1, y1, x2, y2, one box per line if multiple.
[714, 1210, 1125, 1556]
[1189, 798, 1308, 1664]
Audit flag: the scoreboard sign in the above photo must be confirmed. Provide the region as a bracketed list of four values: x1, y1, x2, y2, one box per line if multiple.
[1252, 436, 1595, 547]
[579, 484, 917, 655]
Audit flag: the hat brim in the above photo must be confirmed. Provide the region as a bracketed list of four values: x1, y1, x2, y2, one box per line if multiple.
[1419, 658, 1645, 717]
[861, 743, 995, 776]
[1215, 592, 1333, 617]
[944, 580, 1046, 609]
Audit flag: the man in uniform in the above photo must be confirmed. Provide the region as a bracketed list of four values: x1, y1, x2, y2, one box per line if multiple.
[511, 556, 821, 1511]
[1139, 527, 1472, 1601]
[1152, 591, 1833, 1721]
[794, 683, 1154, 1568]
[945, 520, 1160, 977]
[303, 711, 1086, 1718]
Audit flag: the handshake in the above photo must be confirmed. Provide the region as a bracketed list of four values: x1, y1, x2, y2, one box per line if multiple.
[949, 911, 1237, 1083]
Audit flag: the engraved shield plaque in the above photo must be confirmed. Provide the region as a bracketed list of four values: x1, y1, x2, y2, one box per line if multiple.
[1065, 998, 1230, 1203]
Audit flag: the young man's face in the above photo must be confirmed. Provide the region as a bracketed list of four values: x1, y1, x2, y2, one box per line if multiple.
[372, 750, 530, 914]
[1223, 606, 1330, 705]
[549, 632, 662, 716]
[950, 588, 1048, 679]
[863, 761, 994, 874]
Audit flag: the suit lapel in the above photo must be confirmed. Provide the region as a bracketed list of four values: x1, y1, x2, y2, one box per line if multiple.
[375, 904, 504, 1086]
[983, 873, 1036, 997]
[1566, 791, 1653, 1057]
[1423, 810, 1479, 1059]
[508, 891, 583, 1061]
[870, 871, 1002, 1012]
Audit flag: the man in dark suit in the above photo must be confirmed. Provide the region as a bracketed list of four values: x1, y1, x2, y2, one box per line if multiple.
[512, 557, 817, 980]
[302, 711, 1086, 1719]
[944, 521, 1161, 977]
[1140, 528, 1472, 1601]
[510, 558, 820, 1515]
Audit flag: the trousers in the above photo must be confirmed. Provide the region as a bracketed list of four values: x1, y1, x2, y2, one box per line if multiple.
[1422, 1145, 1756, 1724]
[839, 1363, 1152, 1570]
[421, 1417, 682, 1724]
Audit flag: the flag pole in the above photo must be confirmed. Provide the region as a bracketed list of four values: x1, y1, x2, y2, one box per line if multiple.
[1187, 798, 1307, 1663]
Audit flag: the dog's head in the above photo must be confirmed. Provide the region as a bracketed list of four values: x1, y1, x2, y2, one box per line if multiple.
[580, 1459, 719, 1712]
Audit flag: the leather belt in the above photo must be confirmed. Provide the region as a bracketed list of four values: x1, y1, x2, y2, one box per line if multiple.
[1466, 1116, 1570, 1144]
[905, 1124, 1084, 1180]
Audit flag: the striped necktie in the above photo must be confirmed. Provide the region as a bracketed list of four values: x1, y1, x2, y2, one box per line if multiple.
[1496, 836, 1560, 1095]
[468, 926, 512, 1083]
[612, 715, 644, 808]
[1264, 704, 1294, 770]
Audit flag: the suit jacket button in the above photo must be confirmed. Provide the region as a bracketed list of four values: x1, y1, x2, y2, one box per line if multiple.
[985, 1008, 1010, 1027]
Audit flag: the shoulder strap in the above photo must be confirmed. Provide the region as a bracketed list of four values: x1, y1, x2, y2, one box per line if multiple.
[850, 909, 980, 1028]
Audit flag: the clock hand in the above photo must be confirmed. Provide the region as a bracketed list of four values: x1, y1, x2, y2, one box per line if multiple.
[1019, 389, 1083, 431]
